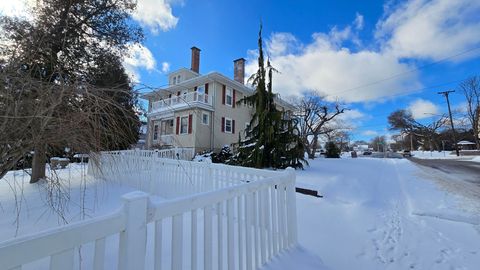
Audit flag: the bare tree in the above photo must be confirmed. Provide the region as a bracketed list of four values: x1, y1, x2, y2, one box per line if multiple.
[388, 109, 447, 151]
[1, 0, 142, 182]
[0, 60, 139, 180]
[293, 91, 345, 159]
[370, 136, 387, 152]
[459, 76, 480, 149]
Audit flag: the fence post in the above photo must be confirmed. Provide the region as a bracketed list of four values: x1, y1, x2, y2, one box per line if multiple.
[119, 191, 149, 270]
[285, 167, 298, 246]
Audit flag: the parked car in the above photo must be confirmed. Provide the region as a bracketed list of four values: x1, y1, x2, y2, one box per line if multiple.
[402, 150, 412, 157]
[363, 151, 372, 155]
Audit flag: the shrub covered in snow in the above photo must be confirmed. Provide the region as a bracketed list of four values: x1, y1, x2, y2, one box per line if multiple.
[211, 145, 233, 164]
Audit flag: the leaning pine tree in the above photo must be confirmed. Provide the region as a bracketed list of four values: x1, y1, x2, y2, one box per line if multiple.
[232, 26, 306, 169]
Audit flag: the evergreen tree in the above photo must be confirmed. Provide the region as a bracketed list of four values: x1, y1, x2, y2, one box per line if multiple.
[325, 141, 341, 158]
[0, 0, 142, 182]
[232, 26, 306, 169]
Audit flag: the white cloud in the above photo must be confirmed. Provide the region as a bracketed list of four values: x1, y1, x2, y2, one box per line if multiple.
[245, 29, 421, 103]
[376, 0, 480, 61]
[161, 62, 170, 73]
[132, 0, 179, 33]
[407, 98, 440, 119]
[362, 130, 378, 136]
[123, 43, 156, 82]
[1, 0, 180, 33]
[354, 12, 364, 30]
[245, 1, 480, 104]
[325, 109, 367, 131]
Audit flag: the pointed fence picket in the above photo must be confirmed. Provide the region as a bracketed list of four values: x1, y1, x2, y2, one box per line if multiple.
[0, 151, 298, 270]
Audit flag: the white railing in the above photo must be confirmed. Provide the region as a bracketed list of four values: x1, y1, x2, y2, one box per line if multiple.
[0, 152, 298, 270]
[151, 92, 212, 113]
[117, 148, 195, 161]
[89, 151, 282, 198]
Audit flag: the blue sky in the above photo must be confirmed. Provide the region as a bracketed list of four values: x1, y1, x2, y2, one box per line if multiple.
[2, 0, 480, 142]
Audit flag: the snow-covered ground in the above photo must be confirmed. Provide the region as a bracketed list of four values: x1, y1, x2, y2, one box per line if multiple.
[411, 150, 480, 161]
[295, 157, 480, 270]
[0, 164, 137, 241]
[1, 158, 480, 270]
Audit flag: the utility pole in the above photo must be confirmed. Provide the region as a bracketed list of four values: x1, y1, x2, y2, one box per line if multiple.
[438, 90, 460, 156]
[410, 132, 413, 151]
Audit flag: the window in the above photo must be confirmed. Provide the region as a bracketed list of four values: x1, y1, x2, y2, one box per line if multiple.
[180, 116, 189, 134]
[225, 118, 232, 133]
[153, 124, 159, 140]
[160, 119, 174, 135]
[202, 113, 209, 125]
[172, 76, 177, 85]
[226, 88, 233, 106]
[197, 85, 205, 93]
[177, 75, 181, 83]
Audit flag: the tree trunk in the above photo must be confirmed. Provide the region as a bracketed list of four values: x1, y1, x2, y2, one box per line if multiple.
[31, 143, 46, 183]
[309, 135, 318, 159]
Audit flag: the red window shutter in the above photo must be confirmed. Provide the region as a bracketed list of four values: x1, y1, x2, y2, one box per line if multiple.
[232, 90, 236, 108]
[232, 119, 235, 134]
[221, 117, 225, 132]
[205, 83, 209, 95]
[188, 114, 192, 134]
[176, 117, 180, 134]
[222, 85, 226, 104]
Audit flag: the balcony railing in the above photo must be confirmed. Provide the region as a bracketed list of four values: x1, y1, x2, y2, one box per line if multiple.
[151, 92, 212, 113]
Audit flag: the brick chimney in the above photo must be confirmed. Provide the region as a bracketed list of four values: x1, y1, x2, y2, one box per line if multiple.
[191, 47, 201, 73]
[233, 58, 245, 84]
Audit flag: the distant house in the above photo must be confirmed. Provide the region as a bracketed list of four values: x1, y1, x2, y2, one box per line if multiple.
[141, 47, 294, 154]
[457, 140, 476, 150]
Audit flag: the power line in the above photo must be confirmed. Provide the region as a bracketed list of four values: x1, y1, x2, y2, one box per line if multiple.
[321, 45, 480, 99]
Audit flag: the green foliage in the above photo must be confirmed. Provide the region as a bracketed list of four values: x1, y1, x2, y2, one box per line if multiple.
[211, 145, 233, 164]
[89, 54, 140, 150]
[231, 25, 306, 169]
[325, 141, 341, 158]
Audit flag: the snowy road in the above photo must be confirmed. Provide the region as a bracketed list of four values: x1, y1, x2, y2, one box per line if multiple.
[292, 158, 480, 270]
[410, 158, 480, 184]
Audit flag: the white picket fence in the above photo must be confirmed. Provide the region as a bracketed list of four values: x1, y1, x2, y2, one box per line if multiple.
[123, 148, 195, 161]
[0, 152, 298, 270]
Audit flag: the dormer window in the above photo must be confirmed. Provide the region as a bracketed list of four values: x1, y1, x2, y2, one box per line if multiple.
[177, 75, 181, 83]
[172, 76, 177, 85]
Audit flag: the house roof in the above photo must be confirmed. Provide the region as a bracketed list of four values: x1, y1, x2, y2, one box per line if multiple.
[140, 71, 295, 111]
[140, 72, 253, 100]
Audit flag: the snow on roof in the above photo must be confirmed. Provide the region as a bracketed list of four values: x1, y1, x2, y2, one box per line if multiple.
[457, 140, 475, 145]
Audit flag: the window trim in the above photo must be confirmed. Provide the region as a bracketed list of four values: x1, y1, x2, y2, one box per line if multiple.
[202, 112, 209, 125]
[153, 124, 159, 140]
[225, 88, 233, 106]
[224, 117, 233, 133]
[180, 116, 189, 134]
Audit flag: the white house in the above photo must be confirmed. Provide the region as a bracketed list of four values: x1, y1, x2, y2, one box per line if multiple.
[141, 47, 294, 154]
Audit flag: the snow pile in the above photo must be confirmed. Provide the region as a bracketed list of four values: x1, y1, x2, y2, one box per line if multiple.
[294, 158, 480, 270]
[192, 151, 212, 163]
[411, 150, 454, 159]
[0, 164, 137, 241]
[471, 156, 480, 163]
